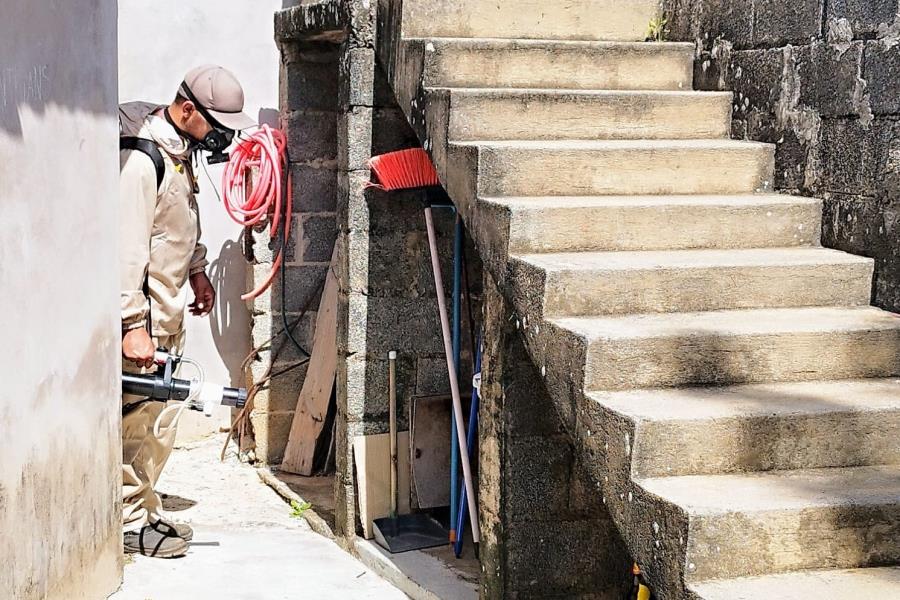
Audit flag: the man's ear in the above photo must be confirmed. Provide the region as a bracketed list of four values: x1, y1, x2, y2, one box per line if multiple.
[180, 100, 196, 122]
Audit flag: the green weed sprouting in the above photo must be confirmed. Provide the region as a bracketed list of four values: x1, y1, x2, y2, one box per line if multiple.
[647, 16, 669, 42]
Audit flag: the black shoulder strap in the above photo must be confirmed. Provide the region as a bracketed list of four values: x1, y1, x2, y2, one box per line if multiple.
[120, 136, 165, 191]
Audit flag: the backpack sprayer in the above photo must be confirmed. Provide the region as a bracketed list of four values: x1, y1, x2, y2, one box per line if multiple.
[122, 350, 248, 436]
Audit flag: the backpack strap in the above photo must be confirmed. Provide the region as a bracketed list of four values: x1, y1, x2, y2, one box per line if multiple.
[120, 136, 165, 191]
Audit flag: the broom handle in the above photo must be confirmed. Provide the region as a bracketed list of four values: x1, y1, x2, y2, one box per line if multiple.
[424, 207, 481, 544]
[389, 351, 398, 519]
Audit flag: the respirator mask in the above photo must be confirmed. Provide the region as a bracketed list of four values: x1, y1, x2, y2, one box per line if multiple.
[178, 80, 236, 165]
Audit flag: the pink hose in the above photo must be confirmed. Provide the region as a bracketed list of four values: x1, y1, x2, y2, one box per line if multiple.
[221, 125, 292, 301]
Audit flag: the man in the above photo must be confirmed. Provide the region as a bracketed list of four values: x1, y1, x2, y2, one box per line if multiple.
[119, 65, 255, 558]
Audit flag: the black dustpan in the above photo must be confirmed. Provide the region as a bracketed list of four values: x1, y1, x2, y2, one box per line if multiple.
[373, 352, 447, 554]
[373, 512, 447, 554]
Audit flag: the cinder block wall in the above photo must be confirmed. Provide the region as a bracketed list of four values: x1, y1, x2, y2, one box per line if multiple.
[663, 0, 900, 308]
[480, 274, 631, 600]
[247, 41, 341, 464]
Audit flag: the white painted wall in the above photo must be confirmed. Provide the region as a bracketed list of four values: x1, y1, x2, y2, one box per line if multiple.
[118, 0, 282, 439]
[0, 2, 122, 598]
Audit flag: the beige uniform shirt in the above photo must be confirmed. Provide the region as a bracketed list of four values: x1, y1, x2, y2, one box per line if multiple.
[119, 102, 208, 337]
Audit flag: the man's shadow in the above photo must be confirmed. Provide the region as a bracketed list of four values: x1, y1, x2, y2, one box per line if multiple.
[208, 237, 252, 387]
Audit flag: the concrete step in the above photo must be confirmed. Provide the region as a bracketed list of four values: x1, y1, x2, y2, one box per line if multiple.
[440, 89, 732, 141]
[455, 140, 775, 197]
[401, 0, 659, 41]
[515, 247, 873, 317]
[414, 39, 694, 90]
[553, 306, 900, 391]
[482, 195, 824, 254]
[689, 566, 900, 600]
[590, 379, 900, 478]
[640, 465, 900, 581]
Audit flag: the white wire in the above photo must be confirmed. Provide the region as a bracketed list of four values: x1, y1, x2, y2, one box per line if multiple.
[153, 357, 205, 439]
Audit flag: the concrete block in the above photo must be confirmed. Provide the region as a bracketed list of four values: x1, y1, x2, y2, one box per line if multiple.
[364, 296, 445, 355]
[249, 263, 329, 316]
[827, 0, 899, 36]
[506, 436, 572, 520]
[819, 118, 879, 195]
[339, 47, 375, 108]
[250, 409, 295, 465]
[291, 164, 337, 213]
[247, 219, 297, 265]
[301, 214, 337, 263]
[694, 0, 754, 50]
[283, 48, 340, 112]
[728, 48, 786, 115]
[337, 106, 373, 171]
[796, 41, 865, 117]
[414, 357, 450, 397]
[506, 519, 628, 596]
[252, 361, 309, 414]
[753, 0, 825, 47]
[864, 40, 900, 115]
[372, 107, 420, 155]
[285, 110, 338, 163]
[336, 169, 371, 232]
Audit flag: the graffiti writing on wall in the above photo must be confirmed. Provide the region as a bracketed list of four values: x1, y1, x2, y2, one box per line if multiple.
[0, 65, 50, 108]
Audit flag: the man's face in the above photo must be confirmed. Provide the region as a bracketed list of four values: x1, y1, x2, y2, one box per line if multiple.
[180, 101, 214, 142]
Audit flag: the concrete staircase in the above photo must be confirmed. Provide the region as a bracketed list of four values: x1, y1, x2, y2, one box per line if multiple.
[380, 0, 900, 597]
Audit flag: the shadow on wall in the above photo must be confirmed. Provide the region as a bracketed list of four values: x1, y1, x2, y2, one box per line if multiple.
[209, 238, 253, 387]
[258, 107, 280, 129]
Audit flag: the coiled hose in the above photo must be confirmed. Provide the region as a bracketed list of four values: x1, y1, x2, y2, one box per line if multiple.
[221, 124, 292, 301]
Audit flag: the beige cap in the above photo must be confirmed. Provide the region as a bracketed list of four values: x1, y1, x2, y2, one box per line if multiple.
[180, 65, 256, 131]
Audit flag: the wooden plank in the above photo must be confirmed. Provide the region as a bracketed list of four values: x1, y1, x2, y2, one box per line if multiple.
[411, 395, 451, 509]
[280, 246, 339, 475]
[352, 432, 411, 540]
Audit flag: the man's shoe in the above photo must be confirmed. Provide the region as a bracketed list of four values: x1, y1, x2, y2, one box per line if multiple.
[124, 525, 188, 558]
[151, 517, 193, 542]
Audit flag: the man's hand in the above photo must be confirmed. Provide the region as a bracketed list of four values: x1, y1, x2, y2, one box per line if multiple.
[123, 328, 156, 368]
[189, 271, 216, 316]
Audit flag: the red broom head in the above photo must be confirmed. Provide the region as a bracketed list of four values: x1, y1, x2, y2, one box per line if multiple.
[368, 148, 440, 191]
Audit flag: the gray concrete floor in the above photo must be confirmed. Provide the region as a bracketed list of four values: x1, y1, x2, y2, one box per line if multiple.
[109, 434, 406, 600]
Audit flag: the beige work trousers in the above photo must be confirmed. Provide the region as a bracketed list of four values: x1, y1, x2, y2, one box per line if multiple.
[122, 331, 185, 533]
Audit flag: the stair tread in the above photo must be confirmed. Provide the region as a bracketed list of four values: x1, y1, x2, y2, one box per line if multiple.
[639, 464, 900, 514]
[553, 306, 900, 340]
[483, 194, 820, 208]
[589, 378, 900, 422]
[433, 87, 730, 99]
[516, 247, 870, 271]
[689, 567, 900, 600]
[410, 37, 695, 51]
[453, 138, 768, 150]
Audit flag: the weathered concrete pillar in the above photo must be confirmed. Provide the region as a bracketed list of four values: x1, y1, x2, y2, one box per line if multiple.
[480, 272, 631, 599]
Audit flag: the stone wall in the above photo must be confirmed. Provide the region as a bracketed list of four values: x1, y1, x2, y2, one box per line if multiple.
[1, 1, 122, 598]
[663, 0, 900, 309]
[479, 274, 631, 600]
[271, 4, 479, 547]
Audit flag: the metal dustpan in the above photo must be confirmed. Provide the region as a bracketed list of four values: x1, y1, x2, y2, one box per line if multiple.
[373, 512, 447, 554]
[373, 352, 447, 553]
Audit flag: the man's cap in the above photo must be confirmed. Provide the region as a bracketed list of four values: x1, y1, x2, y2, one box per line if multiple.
[180, 65, 256, 131]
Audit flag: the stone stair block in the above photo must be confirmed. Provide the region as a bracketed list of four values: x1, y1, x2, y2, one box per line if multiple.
[401, 0, 659, 41]
[483, 195, 824, 254]
[414, 39, 694, 90]
[688, 566, 900, 600]
[590, 379, 900, 478]
[554, 306, 900, 390]
[641, 465, 900, 581]
[515, 247, 873, 316]
[440, 89, 733, 141]
[456, 139, 775, 197]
